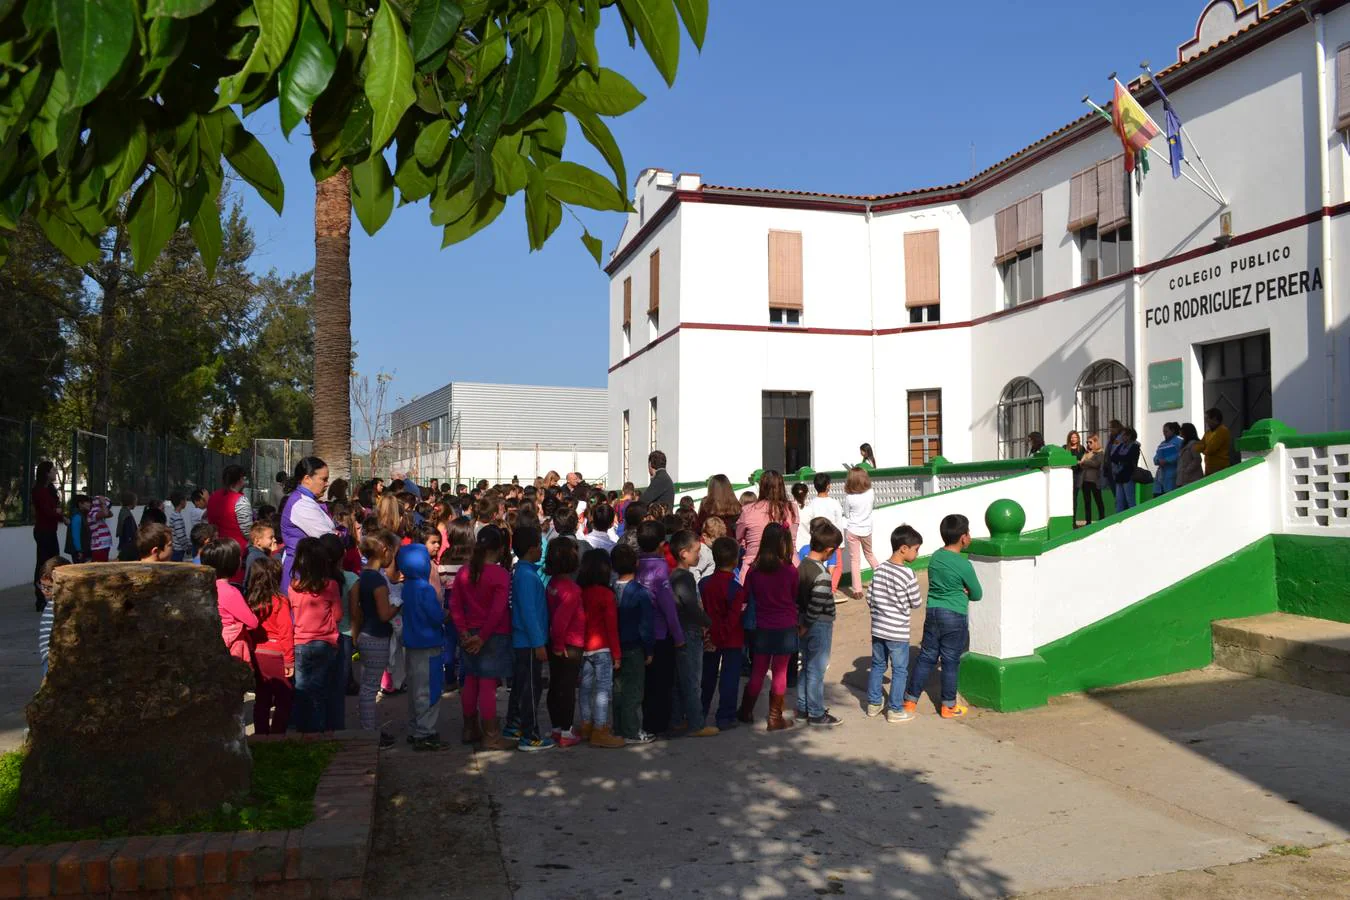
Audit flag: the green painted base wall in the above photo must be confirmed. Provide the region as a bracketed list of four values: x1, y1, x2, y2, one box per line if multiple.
[1273, 534, 1350, 624]
[960, 537, 1281, 711]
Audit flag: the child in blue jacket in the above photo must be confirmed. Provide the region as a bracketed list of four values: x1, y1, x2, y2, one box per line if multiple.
[505, 525, 554, 752]
[397, 544, 450, 751]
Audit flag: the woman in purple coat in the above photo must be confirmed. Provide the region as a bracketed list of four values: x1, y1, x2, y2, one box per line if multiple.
[279, 457, 335, 593]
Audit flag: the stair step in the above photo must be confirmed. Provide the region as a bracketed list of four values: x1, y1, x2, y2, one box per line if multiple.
[1212, 612, 1350, 697]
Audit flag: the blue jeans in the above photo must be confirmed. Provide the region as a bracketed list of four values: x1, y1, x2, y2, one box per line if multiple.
[294, 640, 338, 733]
[796, 620, 834, 718]
[1114, 481, 1137, 512]
[904, 608, 969, 707]
[867, 638, 910, 711]
[327, 634, 351, 731]
[579, 650, 615, 728]
[701, 648, 743, 727]
[675, 628, 706, 730]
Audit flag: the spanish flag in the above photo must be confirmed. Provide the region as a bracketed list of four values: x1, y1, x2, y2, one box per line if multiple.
[1112, 79, 1161, 173]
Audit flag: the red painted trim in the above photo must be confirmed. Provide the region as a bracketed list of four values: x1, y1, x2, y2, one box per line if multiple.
[607, 201, 1350, 374]
[604, 192, 682, 276]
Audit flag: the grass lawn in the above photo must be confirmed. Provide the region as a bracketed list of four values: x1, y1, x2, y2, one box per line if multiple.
[0, 740, 340, 845]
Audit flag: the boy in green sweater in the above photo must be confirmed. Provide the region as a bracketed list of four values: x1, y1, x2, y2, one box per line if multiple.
[903, 513, 982, 718]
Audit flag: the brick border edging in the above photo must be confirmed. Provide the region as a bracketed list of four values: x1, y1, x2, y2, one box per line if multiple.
[0, 731, 379, 898]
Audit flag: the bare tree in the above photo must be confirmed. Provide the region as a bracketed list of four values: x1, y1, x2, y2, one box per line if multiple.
[350, 369, 394, 483]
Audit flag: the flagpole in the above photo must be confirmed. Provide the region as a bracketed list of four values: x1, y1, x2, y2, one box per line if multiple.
[1082, 97, 1225, 205]
[1141, 62, 1228, 204]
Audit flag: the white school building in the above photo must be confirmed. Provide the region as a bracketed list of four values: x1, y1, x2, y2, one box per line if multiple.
[605, 0, 1350, 484]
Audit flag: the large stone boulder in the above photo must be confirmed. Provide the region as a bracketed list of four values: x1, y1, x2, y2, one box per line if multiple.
[17, 562, 253, 831]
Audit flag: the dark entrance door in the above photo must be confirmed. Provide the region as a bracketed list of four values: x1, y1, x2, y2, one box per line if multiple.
[762, 391, 811, 474]
[1200, 332, 1271, 450]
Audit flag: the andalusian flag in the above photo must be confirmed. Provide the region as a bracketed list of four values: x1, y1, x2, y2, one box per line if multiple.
[1112, 79, 1161, 174]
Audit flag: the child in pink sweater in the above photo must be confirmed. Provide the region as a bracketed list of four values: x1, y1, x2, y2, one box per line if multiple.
[449, 525, 512, 749]
[203, 538, 258, 665]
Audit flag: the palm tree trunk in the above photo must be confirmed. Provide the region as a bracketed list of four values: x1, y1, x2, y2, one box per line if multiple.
[312, 167, 353, 479]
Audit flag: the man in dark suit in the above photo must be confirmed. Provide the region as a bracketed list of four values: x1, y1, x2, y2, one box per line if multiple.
[639, 450, 674, 510]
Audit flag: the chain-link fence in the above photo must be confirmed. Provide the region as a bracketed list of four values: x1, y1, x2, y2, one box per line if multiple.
[0, 416, 252, 525]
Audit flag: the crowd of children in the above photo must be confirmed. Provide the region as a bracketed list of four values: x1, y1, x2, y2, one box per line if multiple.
[35, 453, 985, 752]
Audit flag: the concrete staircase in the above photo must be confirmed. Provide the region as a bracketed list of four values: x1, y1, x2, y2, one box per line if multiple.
[1212, 613, 1350, 697]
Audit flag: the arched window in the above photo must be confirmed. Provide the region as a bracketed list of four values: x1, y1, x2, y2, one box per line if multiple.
[998, 378, 1044, 459]
[1076, 361, 1133, 447]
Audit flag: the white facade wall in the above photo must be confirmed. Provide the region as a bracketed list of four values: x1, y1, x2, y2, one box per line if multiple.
[607, 3, 1350, 484]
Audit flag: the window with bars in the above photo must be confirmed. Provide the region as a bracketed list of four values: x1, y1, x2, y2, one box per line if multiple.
[998, 377, 1044, 459]
[907, 389, 942, 465]
[1076, 361, 1133, 447]
[622, 410, 631, 482]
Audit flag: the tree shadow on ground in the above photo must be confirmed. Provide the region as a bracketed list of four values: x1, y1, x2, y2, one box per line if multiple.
[464, 686, 1011, 900]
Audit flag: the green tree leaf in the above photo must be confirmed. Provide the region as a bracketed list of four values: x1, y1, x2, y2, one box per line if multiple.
[414, 119, 450, 168]
[220, 109, 284, 213]
[279, 4, 337, 137]
[540, 160, 626, 211]
[501, 37, 539, 125]
[146, 0, 217, 18]
[393, 152, 436, 203]
[410, 0, 463, 63]
[557, 68, 645, 116]
[255, 0, 301, 71]
[35, 207, 100, 265]
[54, 0, 135, 107]
[186, 172, 223, 276]
[127, 171, 181, 274]
[617, 0, 679, 86]
[673, 0, 707, 50]
[366, 1, 416, 152]
[530, 3, 565, 104]
[489, 137, 527, 194]
[429, 176, 476, 226]
[564, 105, 626, 197]
[581, 229, 602, 265]
[350, 152, 394, 235]
[440, 192, 504, 247]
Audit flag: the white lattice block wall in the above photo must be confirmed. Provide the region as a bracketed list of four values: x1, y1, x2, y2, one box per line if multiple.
[1282, 444, 1350, 535]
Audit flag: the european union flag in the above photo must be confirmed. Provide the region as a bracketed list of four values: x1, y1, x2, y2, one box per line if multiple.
[1164, 102, 1184, 180]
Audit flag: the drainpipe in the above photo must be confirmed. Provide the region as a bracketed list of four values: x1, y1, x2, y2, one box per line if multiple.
[1309, 7, 1338, 430]
[865, 200, 878, 451]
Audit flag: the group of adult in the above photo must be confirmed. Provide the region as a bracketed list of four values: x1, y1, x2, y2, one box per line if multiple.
[30, 456, 339, 605]
[1061, 408, 1233, 523]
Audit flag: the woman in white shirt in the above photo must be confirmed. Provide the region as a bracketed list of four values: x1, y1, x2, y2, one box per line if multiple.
[841, 467, 877, 600]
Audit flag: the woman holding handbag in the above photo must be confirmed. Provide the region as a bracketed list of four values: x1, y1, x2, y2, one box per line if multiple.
[1109, 427, 1143, 512]
[1078, 435, 1107, 525]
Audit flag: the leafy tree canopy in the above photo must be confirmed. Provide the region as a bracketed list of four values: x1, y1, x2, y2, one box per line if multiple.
[0, 0, 707, 274]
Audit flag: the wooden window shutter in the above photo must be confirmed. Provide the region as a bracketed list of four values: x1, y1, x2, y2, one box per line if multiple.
[648, 250, 660, 314]
[1097, 158, 1130, 233]
[767, 230, 804, 309]
[1338, 45, 1350, 131]
[623, 277, 632, 328]
[903, 230, 940, 308]
[1015, 193, 1043, 252]
[1067, 166, 1099, 232]
[994, 205, 1018, 263]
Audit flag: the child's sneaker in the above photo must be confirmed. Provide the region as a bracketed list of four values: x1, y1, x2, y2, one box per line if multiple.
[378, 732, 396, 750]
[517, 735, 556, 752]
[939, 703, 968, 719]
[579, 721, 593, 741]
[629, 730, 656, 744]
[690, 725, 719, 737]
[902, 699, 918, 714]
[550, 727, 562, 742]
[557, 728, 583, 748]
[885, 708, 914, 724]
[808, 712, 843, 728]
[866, 703, 883, 717]
[413, 735, 450, 752]
[502, 722, 522, 740]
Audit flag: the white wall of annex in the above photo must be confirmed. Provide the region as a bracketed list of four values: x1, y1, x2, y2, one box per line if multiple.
[869, 203, 973, 328]
[608, 207, 682, 368]
[678, 202, 872, 330]
[607, 332, 681, 485]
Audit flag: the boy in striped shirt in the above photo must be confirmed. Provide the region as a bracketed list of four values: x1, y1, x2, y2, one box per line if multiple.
[865, 524, 924, 723]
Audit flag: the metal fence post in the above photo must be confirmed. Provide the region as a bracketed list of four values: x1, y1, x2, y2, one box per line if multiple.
[70, 428, 80, 494]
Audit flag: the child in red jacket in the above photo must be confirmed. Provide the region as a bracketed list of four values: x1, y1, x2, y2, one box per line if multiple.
[578, 548, 624, 748]
[545, 537, 585, 747]
[700, 537, 746, 730]
[245, 554, 293, 735]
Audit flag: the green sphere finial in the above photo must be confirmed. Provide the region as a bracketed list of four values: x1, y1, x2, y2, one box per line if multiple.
[986, 499, 1026, 540]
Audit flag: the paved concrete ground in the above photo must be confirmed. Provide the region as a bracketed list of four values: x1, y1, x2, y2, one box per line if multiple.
[4, 576, 1349, 898]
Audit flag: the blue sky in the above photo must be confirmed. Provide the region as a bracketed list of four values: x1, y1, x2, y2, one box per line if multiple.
[235, 0, 1230, 406]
